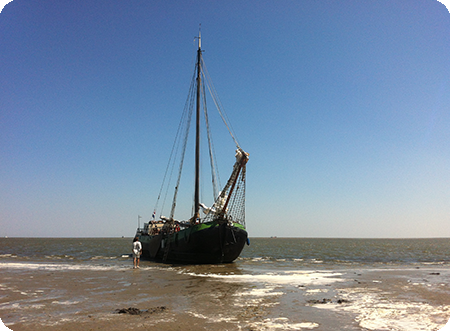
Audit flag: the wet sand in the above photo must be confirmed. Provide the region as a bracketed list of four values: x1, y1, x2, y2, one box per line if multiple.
[1, 265, 234, 331]
[1, 264, 449, 331]
[1, 264, 259, 331]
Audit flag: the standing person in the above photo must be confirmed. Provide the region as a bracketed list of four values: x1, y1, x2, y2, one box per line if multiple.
[132, 237, 142, 269]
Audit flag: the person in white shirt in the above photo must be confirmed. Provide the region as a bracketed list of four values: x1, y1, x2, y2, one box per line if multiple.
[132, 237, 142, 269]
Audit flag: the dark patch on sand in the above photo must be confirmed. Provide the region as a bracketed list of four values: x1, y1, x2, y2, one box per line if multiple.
[307, 298, 351, 305]
[115, 306, 168, 316]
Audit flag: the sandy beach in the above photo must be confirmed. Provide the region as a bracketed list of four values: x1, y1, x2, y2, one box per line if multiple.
[1, 262, 449, 331]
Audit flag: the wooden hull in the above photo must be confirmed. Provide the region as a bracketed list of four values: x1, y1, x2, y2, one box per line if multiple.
[138, 222, 248, 264]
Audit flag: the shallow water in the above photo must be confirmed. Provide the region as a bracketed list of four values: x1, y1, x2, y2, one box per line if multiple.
[1, 237, 449, 330]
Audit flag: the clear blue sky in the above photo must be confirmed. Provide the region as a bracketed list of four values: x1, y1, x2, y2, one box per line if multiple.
[1, 0, 449, 238]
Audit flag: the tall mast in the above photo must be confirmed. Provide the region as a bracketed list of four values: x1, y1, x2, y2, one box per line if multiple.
[194, 29, 201, 221]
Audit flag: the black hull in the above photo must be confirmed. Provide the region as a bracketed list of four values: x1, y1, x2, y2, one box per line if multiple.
[138, 223, 248, 264]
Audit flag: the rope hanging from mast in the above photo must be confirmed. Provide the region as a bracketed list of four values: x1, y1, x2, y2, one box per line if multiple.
[201, 59, 241, 150]
[153, 69, 197, 220]
[152, 32, 248, 227]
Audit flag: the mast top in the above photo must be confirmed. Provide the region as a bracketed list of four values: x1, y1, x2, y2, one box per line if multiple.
[198, 25, 201, 49]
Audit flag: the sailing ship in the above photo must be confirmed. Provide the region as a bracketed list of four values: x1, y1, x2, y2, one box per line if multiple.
[135, 32, 249, 264]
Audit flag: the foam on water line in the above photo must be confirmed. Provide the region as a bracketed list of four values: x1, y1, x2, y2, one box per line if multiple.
[180, 270, 345, 286]
[314, 286, 450, 331]
[233, 287, 284, 297]
[248, 318, 319, 330]
[0, 262, 129, 272]
[51, 300, 80, 305]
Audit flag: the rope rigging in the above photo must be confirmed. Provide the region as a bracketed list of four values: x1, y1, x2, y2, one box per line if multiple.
[153, 69, 197, 219]
[202, 77, 221, 200]
[152, 47, 247, 227]
[201, 58, 241, 150]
